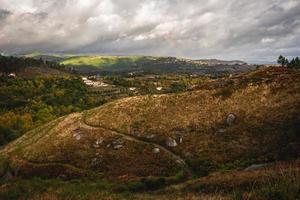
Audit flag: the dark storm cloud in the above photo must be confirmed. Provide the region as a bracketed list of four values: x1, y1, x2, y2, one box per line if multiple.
[0, 0, 299, 62]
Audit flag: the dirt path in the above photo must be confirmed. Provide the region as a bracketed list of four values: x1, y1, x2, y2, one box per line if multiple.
[80, 113, 193, 178]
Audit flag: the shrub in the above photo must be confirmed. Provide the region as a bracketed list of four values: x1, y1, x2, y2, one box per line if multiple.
[0, 156, 9, 177]
[141, 177, 167, 190]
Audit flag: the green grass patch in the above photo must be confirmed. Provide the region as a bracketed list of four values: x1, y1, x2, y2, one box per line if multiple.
[61, 56, 156, 69]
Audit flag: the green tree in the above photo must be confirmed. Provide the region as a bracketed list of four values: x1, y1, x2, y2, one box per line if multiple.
[277, 55, 288, 67]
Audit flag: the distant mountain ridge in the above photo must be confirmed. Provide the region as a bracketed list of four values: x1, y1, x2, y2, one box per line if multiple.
[192, 59, 247, 66]
[20, 53, 255, 75]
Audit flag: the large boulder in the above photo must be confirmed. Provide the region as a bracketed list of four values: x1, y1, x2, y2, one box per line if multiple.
[166, 137, 178, 147]
[226, 114, 236, 126]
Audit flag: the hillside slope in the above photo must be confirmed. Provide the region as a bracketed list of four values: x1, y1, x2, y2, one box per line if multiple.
[61, 56, 255, 75]
[0, 67, 299, 184]
[22, 53, 256, 75]
[0, 54, 70, 78]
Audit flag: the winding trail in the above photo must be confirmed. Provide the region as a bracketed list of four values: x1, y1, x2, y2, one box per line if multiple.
[80, 112, 193, 178]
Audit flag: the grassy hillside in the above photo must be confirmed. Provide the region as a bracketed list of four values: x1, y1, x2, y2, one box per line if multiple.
[85, 67, 300, 174]
[0, 67, 299, 199]
[61, 56, 157, 69]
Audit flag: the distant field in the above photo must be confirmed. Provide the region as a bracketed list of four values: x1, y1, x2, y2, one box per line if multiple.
[61, 56, 157, 69]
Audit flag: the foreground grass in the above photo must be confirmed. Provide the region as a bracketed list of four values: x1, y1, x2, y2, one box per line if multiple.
[1, 162, 299, 200]
[232, 168, 300, 200]
[0, 177, 225, 200]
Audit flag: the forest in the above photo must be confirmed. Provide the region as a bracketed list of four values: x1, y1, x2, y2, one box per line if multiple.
[0, 76, 107, 146]
[0, 55, 107, 146]
[277, 55, 300, 68]
[0, 54, 66, 74]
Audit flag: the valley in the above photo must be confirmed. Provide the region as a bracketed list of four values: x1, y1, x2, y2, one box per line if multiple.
[1, 1, 300, 198]
[0, 60, 299, 199]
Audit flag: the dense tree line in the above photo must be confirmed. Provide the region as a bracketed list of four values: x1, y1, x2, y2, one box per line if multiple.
[0, 54, 65, 74]
[0, 76, 106, 146]
[277, 55, 300, 69]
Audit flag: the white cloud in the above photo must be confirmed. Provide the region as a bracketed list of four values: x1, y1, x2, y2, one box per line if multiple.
[261, 37, 275, 44]
[0, 0, 299, 62]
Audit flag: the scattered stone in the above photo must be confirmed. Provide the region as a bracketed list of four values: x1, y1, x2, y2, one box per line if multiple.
[72, 128, 83, 140]
[95, 138, 104, 145]
[218, 128, 226, 133]
[93, 138, 104, 148]
[74, 134, 81, 140]
[152, 148, 160, 154]
[113, 145, 123, 149]
[106, 144, 111, 148]
[146, 134, 156, 139]
[173, 131, 184, 144]
[245, 163, 273, 171]
[112, 138, 124, 145]
[166, 137, 178, 147]
[111, 138, 125, 149]
[179, 137, 183, 143]
[226, 113, 236, 126]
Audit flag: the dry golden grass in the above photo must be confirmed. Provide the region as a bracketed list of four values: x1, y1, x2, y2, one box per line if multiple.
[85, 67, 300, 172]
[1, 67, 299, 185]
[1, 113, 182, 181]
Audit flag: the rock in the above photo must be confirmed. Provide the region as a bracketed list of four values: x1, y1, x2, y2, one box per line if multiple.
[218, 128, 226, 133]
[245, 163, 273, 171]
[173, 131, 184, 143]
[226, 114, 236, 126]
[179, 137, 183, 143]
[152, 148, 160, 154]
[112, 138, 124, 145]
[111, 138, 125, 149]
[146, 134, 156, 139]
[95, 138, 104, 145]
[93, 138, 104, 148]
[72, 128, 82, 140]
[166, 137, 178, 147]
[113, 145, 123, 149]
[72, 132, 81, 140]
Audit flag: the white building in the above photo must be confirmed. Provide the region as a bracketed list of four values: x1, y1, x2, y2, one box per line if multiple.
[8, 73, 16, 77]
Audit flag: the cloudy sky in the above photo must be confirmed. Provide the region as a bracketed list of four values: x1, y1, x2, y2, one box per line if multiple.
[0, 0, 299, 63]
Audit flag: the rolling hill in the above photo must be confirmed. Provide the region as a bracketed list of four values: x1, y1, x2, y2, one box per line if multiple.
[23, 53, 256, 75]
[0, 67, 299, 199]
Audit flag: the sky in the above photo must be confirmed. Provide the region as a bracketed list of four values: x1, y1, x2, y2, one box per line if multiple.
[0, 0, 299, 63]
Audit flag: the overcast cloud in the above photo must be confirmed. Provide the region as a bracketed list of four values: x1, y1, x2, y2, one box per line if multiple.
[0, 0, 300, 63]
